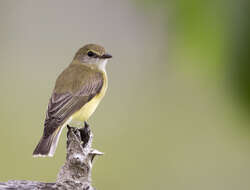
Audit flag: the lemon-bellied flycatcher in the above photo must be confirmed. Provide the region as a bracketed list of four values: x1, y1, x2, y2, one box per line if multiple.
[33, 44, 112, 157]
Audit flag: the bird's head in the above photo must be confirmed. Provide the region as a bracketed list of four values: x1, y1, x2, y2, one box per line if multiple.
[73, 44, 112, 71]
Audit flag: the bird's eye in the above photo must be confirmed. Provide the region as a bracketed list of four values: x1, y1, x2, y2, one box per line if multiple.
[87, 51, 94, 57]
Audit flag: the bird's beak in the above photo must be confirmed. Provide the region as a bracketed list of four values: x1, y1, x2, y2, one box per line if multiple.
[101, 53, 112, 59]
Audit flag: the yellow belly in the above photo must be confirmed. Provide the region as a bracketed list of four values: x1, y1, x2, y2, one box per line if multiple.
[71, 73, 107, 123]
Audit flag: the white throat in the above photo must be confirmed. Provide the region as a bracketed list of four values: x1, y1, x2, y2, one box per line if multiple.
[98, 59, 108, 72]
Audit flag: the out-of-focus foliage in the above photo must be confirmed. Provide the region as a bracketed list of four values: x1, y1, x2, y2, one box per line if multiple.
[228, 0, 250, 111]
[137, 0, 250, 111]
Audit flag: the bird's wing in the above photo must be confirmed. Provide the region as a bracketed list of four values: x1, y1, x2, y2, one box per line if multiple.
[43, 66, 103, 138]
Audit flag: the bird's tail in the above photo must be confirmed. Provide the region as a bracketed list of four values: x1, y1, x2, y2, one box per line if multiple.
[32, 126, 63, 157]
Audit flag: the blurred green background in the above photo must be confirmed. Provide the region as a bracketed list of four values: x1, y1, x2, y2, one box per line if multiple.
[0, 0, 250, 189]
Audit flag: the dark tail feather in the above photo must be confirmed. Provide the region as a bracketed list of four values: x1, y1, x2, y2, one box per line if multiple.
[33, 126, 63, 157]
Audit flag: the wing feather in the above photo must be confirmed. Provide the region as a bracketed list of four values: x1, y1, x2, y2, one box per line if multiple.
[43, 65, 104, 138]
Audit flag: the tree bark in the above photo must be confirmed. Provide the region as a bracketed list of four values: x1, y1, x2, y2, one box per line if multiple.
[0, 125, 103, 190]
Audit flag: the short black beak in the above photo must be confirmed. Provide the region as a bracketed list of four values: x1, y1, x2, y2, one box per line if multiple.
[101, 53, 112, 59]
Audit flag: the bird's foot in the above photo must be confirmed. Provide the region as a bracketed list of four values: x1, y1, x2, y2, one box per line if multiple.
[84, 121, 90, 128]
[79, 122, 91, 147]
[67, 124, 73, 131]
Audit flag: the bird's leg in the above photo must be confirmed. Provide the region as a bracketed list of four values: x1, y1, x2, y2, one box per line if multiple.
[84, 121, 90, 128]
[66, 125, 74, 139]
[66, 125, 73, 130]
[79, 121, 91, 147]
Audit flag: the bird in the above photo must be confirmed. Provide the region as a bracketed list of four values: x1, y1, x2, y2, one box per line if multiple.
[33, 44, 112, 157]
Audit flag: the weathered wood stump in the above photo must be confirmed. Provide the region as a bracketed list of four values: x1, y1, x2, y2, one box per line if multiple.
[0, 125, 103, 190]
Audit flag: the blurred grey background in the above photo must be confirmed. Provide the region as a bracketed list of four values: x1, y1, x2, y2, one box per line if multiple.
[0, 0, 250, 190]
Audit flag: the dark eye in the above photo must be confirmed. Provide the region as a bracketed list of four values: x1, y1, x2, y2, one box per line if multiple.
[87, 51, 94, 57]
